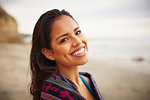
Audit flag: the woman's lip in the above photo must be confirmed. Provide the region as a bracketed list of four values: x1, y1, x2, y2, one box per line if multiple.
[71, 46, 85, 55]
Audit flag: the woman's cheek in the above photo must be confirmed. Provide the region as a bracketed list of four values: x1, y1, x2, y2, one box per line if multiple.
[56, 45, 70, 55]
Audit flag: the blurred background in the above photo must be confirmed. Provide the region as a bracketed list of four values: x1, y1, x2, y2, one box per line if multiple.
[0, 0, 150, 100]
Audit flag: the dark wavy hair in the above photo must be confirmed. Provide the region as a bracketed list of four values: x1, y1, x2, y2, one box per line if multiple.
[30, 9, 74, 100]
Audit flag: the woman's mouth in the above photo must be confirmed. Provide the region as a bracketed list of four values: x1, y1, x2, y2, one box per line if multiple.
[71, 47, 86, 57]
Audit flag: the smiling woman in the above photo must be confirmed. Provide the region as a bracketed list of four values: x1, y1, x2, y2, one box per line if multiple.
[30, 9, 103, 100]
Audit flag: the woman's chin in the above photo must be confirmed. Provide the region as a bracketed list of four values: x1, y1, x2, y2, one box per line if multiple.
[78, 57, 89, 66]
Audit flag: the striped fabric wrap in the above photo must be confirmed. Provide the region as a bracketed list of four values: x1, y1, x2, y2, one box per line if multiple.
[40, 72, 103, 100]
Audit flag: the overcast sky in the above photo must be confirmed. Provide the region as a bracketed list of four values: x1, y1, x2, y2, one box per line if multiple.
[0, 0, 150, 38]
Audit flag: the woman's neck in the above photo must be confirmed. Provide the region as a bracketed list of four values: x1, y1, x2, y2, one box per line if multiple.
[58, 65, 81, 86]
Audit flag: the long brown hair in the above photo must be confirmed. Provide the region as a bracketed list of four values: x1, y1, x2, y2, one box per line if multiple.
[30, 9, 74, 100]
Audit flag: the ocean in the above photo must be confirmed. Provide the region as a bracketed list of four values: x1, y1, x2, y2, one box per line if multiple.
[88, 37, 150, 62]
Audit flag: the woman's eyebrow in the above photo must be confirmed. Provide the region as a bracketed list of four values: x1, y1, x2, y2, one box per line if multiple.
[56, 33, 68, 41]
[56, 27, 80, 41]
[74, 27, 79, 31]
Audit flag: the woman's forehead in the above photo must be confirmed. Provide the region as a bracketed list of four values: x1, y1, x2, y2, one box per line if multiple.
[51, 15, 78, 36]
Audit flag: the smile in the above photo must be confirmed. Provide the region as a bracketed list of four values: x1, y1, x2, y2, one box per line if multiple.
[71, 47, 86, 56]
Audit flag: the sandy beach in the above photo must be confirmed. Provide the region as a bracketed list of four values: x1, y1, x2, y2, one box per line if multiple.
[0, 43, 150, 100]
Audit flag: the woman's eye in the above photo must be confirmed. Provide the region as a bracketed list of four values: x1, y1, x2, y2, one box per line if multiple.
[75, 31, 81, 35]
[60, 38, 68, 43]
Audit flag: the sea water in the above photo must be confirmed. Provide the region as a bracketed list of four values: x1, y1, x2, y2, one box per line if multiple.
[87, 37, 150, 73]
[88, 37, 150, 62]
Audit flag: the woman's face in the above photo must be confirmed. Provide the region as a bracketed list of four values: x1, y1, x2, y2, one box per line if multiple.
[49, 15, 88, 68]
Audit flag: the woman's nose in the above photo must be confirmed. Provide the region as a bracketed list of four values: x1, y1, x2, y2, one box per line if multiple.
[72, 36, 82, 47]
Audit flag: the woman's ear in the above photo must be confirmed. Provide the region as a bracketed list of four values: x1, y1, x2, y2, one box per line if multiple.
[41, 48, 55, 60]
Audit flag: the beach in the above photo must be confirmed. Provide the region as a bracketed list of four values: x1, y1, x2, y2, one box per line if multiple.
[1, 0, 150, 99]
[0, 42, 150, 100]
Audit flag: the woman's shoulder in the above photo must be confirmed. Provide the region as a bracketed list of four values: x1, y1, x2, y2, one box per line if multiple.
[79, 72, 94, 82]
[41, 74, 72, 99]
[79, 72, 103, 100]
[79, 72, 92, 85]
[41, 73, 84, 100]
[41, 73, 68, 90]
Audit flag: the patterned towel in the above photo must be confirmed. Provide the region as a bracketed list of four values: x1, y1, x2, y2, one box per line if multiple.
[41, 72, 103, 100]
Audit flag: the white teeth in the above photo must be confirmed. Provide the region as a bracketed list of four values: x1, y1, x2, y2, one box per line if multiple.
[73, 48, 85, 55]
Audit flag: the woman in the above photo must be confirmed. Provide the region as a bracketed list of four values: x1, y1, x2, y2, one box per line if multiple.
[30, 9, 103, 100]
